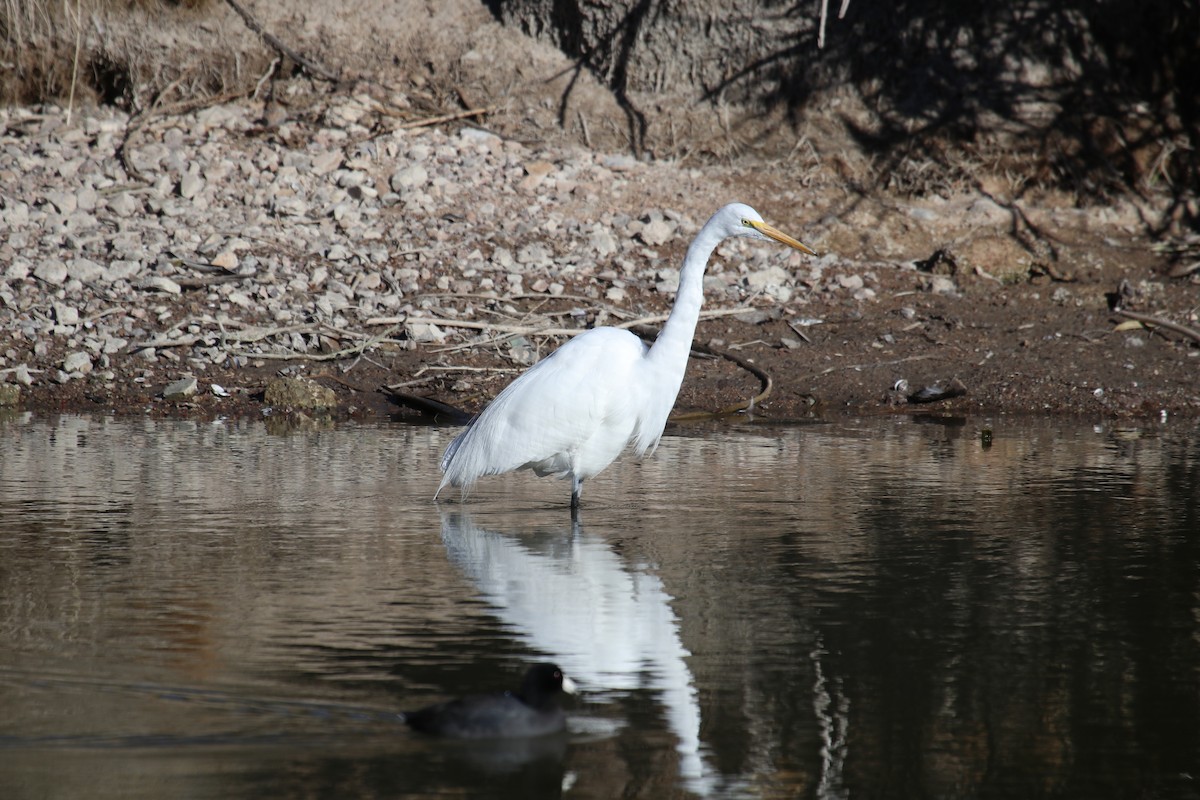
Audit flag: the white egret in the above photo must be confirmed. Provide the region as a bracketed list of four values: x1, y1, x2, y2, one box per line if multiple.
[436, 202, 816, 508]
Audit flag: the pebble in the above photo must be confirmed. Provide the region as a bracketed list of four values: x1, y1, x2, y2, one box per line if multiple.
[68, 258, 105, 282]
[263, 376, 337, 410]
[0, 102, 831, 401]
[390, 164, 428, 191]
[34, 259, 69, 285]
[639, 219, 674, 246]
[62, 351, 93, 374]
[162, 376, 199, 399]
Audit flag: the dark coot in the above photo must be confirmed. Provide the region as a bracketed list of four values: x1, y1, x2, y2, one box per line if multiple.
[403, 663, 578, 739]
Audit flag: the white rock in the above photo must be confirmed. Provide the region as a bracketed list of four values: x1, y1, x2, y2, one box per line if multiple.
[312, 151, 343, 175]
[105, 260, 142, 281]
[408, 321, 445, 343]
[590, 228, 618, 257]
[602, 154, 639, 171]
[68, 258, 105, 282]
[44, 190, 76, 214]
[53, 303, 80, 325]
[926, 275, 958, 295]
[62, 351, 92, 373]
[76, 187, 98, 212]
[390, 164, 428, 191]
[163, 376, 198, 399]
[34, 259, 68, 285]
[639, 219, 674, 246]
[745, 265, 792, 292]
[179, 171, 205, 200]
[3, 200, 30, 225]
[5, 259, 30, 280]
[107, 192, 141, 217]
[272, 196, 309, 216]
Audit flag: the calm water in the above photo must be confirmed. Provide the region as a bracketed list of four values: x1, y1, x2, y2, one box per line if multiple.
[0, 414, 1197, 799]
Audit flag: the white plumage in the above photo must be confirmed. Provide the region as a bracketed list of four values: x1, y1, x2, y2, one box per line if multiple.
[437, 202, 815, 508]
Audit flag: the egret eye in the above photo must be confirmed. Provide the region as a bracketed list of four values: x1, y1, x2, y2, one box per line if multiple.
[741, 218, 752, 227]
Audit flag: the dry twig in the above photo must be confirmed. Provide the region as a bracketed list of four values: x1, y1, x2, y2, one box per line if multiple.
[1113, 309, 1200, 344]
[221, 0, 340, 82]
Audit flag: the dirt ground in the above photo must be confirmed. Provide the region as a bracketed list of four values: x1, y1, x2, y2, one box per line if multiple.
[4, 0, 1200, 424]
[24, 206, 1200, 425]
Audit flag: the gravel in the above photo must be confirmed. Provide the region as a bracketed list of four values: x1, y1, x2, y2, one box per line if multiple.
[0, 95, 857, 407]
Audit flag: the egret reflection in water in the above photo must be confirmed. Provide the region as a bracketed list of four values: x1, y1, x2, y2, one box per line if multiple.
[439, 510, 729, 796]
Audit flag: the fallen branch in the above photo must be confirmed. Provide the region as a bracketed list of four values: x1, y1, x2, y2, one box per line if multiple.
[1113, 309, 1200, 345]
[233, 324, 404, 362]
[126, 323, 316, 354]
[667, 337, 774, 421]
[364, 307, 756, 338]
[799, 353, 940, 381]
[222, 0, 340, 82]
[387, 105, 498, 130]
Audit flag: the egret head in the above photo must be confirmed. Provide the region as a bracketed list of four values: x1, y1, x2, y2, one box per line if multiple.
[717, 202, 817, 255]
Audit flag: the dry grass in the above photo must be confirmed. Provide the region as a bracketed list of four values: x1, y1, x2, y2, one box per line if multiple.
[0, 0, 243, 110]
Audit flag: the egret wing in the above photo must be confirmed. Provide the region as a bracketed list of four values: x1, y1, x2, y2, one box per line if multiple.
[439, 328, 648, 489]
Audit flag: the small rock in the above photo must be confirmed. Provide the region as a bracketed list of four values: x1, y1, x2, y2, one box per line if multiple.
[271, 196, 309, 216]
[62, 351, 93, 374]
[0, 383, 20, 407]
[639, 219, 674, 247]
[44, 190, 77, 215]
[162, 376, 199, 400]
[53, 303, 80, 326]
[519, 160, 555, 192]
[925, 275, 958, 295]
[179, 171, 205, 200]
[211, 251, 238, 270]
[590, 229, 618, 257]
[67, 257, 104, 283]
[107, 192, 141, 217]
[745, 265, 791, 293]
[34, 259, 69, 285]
[105, 260, 143, 281]
[516, 243, 551, 267]
[263, 377, 337, 410]
[312, 151, 343, 175]
[602, 154, 639, 172]
[390, 164, 428, 191]
[838, 273, 864, 291]
[76, 187, 98, 212]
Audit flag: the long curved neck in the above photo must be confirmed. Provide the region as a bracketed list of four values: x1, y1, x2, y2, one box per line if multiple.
[646, 222, 725, 374]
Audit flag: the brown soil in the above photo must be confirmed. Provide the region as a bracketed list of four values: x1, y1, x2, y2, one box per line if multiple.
[22, 216, 1199, 424]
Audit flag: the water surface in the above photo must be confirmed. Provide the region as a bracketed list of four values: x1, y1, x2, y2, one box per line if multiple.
[1, 414, 1197, 798]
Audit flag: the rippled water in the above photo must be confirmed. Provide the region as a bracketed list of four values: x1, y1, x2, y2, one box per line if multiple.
[0, 414, 1197, 799]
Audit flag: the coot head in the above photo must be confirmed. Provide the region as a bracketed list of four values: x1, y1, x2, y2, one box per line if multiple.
[404, 663, 577, 739]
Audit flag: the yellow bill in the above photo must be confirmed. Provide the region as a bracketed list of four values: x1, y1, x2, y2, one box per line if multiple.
[749, 220, 817, 256]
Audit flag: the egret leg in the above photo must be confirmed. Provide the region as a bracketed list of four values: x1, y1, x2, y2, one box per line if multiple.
[570, 475, 583, 510]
